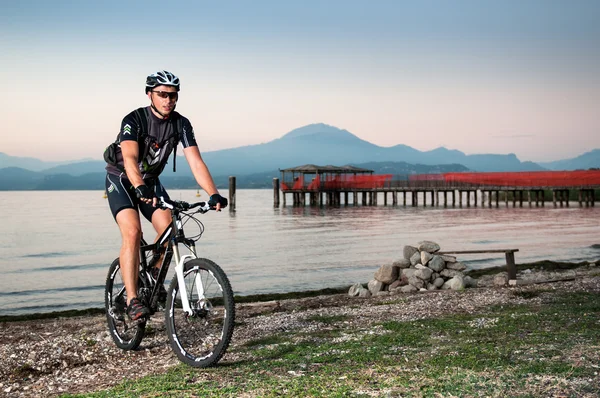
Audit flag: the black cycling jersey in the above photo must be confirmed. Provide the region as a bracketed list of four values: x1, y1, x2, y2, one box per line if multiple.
[105, 106, 197, 179]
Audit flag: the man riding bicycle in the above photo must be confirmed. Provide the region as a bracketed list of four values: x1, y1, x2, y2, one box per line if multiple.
[104, 70, 227, 321]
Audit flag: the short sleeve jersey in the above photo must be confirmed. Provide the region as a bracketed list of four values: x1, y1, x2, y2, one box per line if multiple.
[105, 106, 197, 179]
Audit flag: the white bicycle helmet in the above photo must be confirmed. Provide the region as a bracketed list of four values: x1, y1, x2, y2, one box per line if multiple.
[145, 70, 180, 93]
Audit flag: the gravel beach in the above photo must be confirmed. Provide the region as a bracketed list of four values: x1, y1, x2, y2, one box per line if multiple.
[1, 265, 599, 397]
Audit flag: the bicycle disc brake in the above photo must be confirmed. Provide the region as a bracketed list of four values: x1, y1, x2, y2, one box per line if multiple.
[187, 298, 213, 319]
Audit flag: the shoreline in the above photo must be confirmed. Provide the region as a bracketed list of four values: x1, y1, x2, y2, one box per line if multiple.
[1, 259, 597, 323]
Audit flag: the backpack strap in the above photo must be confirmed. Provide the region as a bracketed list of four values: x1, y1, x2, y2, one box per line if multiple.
[134, 107, 149, 142]
[171, 112, 183, 172]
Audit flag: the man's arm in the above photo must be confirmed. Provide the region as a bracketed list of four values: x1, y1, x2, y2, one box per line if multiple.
[183, 146, 223, 209]
[121, 141, 144, 187]
[121, 141, 155, 205]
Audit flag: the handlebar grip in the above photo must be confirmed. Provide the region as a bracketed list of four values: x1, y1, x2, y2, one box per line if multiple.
[188, 202, 207, 209]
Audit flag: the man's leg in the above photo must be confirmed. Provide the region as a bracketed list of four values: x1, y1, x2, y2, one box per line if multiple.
[152, 208, 172, 240]
[149, 209, 172, 303]
[115, 208, 143, 305]
[151, 208, 173, 271]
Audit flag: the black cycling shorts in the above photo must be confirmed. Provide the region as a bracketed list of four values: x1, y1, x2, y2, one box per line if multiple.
[105, 174, 170, 221]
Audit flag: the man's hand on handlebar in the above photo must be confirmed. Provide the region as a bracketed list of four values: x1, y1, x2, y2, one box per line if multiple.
[208, 193, 228, 211]
[138, 194, 225, 212]
[156, 197, 212, 212]
[135, 185, 157, 207]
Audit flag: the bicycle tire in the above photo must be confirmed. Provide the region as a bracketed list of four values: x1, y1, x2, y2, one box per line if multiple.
[165, 258, 235, 368]
[105, 258, 146, 350]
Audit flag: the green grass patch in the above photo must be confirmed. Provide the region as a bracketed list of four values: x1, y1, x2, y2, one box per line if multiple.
[511, 288, 552, 299]
[243, 334, 288, 348]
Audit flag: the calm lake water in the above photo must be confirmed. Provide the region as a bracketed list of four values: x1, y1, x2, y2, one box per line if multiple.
[1, 189, 599, 316]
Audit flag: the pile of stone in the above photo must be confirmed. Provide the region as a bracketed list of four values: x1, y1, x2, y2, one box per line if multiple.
[349, 240, 477, 298]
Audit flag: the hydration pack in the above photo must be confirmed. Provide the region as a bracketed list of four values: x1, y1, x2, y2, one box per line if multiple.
[103, 107, 182, 173]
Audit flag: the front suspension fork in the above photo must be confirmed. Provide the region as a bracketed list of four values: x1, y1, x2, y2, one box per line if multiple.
[172, 243, 204, 316]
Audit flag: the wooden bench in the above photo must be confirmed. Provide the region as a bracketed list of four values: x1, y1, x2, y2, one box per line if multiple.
[437, 249, 519, 284]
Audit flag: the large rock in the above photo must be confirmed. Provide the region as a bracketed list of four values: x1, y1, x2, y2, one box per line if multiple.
[493, 273, 508, 287]
[415, 267, 433, 281]
[388, 280, 404, 290]
[368, 279, 385, 294]
[440, 255, 457, 263]
[418, 241, 440, 253]
[348, 283, 364, 297]
[403, 245, 419, 261]
[410, 251, 421, 266]
[428, 256, 445, 272]
[374, 264, 398, 284]
[408, 276, 425, 289]
[393, 258, 411, 269]
[401, 268, 416, 279]
[463, 276, 478, 288]
[421, 251, 433, 266]
[433, 277, 445, 288]
[400, 284, 418, 293]
[442, 275, 465, 290]
[440, 269, 463, 279]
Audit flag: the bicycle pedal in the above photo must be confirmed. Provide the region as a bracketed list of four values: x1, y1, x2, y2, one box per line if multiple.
[131, 315, 148, 325]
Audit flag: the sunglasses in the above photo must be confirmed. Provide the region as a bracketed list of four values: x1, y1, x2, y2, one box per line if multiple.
[151, 91, 179, 100]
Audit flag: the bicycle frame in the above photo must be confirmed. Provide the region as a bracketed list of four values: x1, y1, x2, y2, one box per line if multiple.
[140, 199, 209, 316]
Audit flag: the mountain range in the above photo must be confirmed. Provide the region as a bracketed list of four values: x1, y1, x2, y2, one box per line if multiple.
[0, 123, 598, 190]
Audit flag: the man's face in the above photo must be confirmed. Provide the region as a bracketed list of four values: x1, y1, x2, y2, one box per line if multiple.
[148, 85, 178, 115]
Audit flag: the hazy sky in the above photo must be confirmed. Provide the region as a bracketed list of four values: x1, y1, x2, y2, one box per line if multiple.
[1, 0, 599, 162]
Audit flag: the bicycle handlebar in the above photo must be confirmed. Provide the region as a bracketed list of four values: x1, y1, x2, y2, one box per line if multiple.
[158, 196, 212, 213]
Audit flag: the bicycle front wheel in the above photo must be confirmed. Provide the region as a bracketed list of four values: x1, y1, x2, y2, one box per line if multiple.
[105, 258, 146, 350]
[165, 258, 235, 368]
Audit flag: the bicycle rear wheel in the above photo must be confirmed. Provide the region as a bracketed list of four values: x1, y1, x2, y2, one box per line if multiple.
[105, 258, 146, 350]
[165, 258, 235, 368]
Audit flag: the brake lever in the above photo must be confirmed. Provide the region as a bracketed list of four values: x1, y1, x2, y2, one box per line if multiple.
[159, 196, 174, 210]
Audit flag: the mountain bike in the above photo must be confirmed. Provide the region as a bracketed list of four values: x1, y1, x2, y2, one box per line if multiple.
[104, 197, 235, 368]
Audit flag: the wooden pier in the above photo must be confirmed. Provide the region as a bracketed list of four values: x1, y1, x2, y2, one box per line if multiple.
[276, 165, 600, 208]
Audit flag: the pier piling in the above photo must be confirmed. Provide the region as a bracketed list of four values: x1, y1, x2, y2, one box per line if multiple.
[228, 176, 236, 211]
[272, 178, 279, 208]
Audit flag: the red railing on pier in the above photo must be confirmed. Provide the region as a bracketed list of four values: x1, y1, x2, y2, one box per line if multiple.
[321, 174, 393, 190]
[281, 174, 393, 191]
[281, 170, 600, 191]
[442, 170, 600, 187]
[408, 174, 445, 182]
